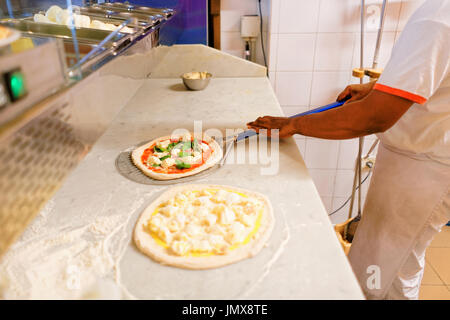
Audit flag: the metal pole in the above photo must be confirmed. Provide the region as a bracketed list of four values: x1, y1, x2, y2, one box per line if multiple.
[373, 0, 387, 69]
[356, 0, 370, 217]
[347, 0, 388, 236]
[348, 0, 365, 219]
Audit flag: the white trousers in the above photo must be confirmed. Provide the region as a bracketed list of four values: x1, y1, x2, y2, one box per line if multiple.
[348, 144, 450, 300]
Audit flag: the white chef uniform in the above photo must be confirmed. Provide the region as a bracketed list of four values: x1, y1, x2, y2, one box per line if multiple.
[348, 0, 450, 300]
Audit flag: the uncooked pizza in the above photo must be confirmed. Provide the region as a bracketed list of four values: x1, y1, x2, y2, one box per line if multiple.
[133, 184, 274, 269]
[0, 26, 11, 40]
[131, 132, 222, 180]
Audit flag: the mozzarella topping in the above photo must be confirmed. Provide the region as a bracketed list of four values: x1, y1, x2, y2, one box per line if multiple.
[146, 135, 213, 171]
[146, 189, 263, 256]
[154, 151, 169, 158]
[181, 132, 192, 142]
[147, 156, 161, 166]
[157, 139, 171, 150]
[161, 157, 176, 169]
[200, 143, 210, 152]
[170, 148, 180, 157]
[180, 156, 195, 165]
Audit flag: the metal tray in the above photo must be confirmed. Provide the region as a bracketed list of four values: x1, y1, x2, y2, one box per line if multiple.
[0, 19, 128, 45]
[76, 15, 148, 32]
[30, 10, 154, 31]
[78, 6, 161, 24]
[133, 6, 174, 18]
[94, 3, 174, 19]
[115, 140, 224, 185]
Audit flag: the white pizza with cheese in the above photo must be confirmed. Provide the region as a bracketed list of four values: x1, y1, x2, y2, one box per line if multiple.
[134, 184, 274, 269]
[131, 132, 222, 180]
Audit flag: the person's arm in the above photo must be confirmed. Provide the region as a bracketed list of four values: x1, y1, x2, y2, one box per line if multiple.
[337, 80, 377, 104]
[247, 89, 413, 139]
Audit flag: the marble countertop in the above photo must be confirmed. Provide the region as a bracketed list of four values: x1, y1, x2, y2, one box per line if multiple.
[37, 74, 364, 299]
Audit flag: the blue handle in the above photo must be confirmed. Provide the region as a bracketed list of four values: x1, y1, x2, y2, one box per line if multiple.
[237, 100, 346, 141]
[290, 100, 345, 118]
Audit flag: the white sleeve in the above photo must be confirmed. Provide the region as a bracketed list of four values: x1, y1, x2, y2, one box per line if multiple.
[374, 18, 450, 104]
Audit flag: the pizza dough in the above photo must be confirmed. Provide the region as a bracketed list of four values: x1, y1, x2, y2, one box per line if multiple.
[131, 132, 222, 180]
[0, 26, 12, 39]
[133, 184, 274, 269]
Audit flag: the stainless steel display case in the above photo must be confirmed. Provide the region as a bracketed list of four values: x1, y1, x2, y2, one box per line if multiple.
[0, 0, 175, 258]
[93, 2, 174, 19]
[1, 19, 131, 71]
[0, 1, 174, 74]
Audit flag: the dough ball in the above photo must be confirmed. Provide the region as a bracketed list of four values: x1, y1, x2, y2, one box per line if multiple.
[55, 9, 70, 25]
[45, 5, 63, 23]
[34, 13, 52, 24]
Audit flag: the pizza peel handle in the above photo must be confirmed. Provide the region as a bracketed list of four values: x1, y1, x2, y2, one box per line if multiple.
[236, 100, 347, 142]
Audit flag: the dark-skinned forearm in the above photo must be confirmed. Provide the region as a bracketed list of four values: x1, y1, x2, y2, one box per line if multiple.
[292, 101, 376, 139]
[289, 90, 413, 140]
[247, 90, 413, 139]
[290, 100, 379, 139]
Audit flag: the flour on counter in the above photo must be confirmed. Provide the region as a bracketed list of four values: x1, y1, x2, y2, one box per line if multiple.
[0, 192, 151, 299]
[238, 204, 291, 299]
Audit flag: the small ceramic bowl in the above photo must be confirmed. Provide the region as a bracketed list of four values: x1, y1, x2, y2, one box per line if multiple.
[181, 72, 212, 91]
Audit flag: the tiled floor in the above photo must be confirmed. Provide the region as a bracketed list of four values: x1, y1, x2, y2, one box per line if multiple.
[420, 226, 450, 300]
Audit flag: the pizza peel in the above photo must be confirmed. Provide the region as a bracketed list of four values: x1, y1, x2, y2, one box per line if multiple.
[116, 100, 346, 185]
[219, 100, 347, 166]
[115, 141, 223, 185]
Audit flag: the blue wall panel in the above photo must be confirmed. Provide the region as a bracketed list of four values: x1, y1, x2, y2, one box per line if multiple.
[112, 0, 207, 45]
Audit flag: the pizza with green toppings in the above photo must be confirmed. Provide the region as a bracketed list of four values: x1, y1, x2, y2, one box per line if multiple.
[131, 132, 223, 180]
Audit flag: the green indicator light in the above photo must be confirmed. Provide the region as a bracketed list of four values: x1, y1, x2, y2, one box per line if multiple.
[9, 71, 26, 100]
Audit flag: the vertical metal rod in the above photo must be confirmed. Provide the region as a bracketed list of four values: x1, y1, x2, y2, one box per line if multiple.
[348, 0, 365, 219]
[348, 154, 359, 219]
[358, 1, 388, 215]
[348, 0, 388, 221]
[373, 0, 387, 69]
[360, 0, 365, 75]
[357, 137, 364, 215]
[357, 0, 366, 216]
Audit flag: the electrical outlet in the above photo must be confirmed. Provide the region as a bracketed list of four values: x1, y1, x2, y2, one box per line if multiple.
[361, 156, 376, 172]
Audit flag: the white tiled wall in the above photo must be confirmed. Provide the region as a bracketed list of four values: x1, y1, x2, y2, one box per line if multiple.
[220, 0, 271, 66]
[220, 0, 425, 223]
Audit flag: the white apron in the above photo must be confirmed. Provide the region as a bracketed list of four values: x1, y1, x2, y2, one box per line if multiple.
[349, 1, 450, 299]
[348, 144, 450, 299]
